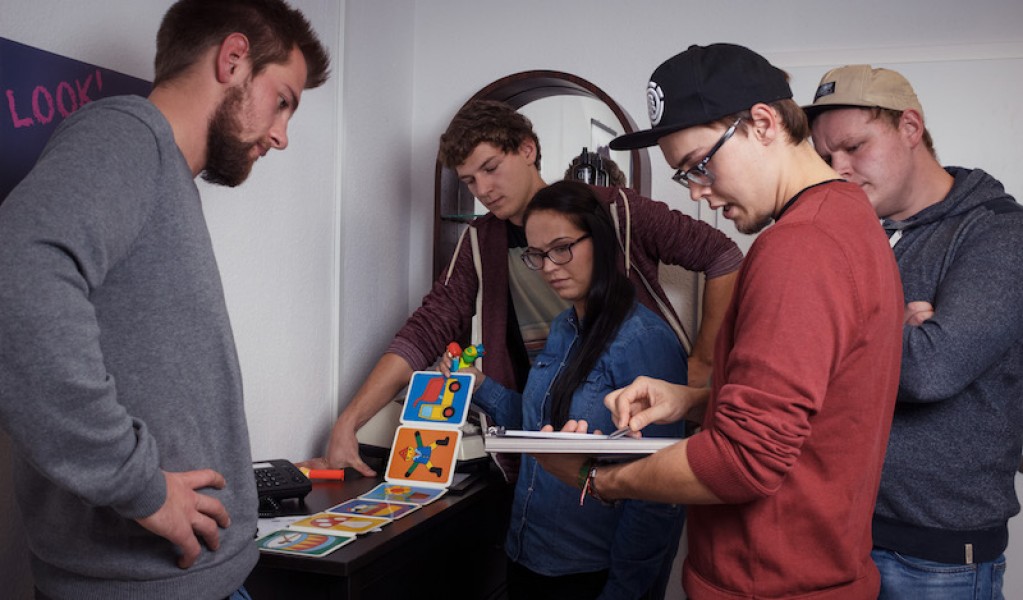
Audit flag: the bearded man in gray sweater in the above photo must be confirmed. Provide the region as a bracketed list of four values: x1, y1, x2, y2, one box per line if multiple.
[0, 2, 329, 599]
[807, 64, 1023, 600]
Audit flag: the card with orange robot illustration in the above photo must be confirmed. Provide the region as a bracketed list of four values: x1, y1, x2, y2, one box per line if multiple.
[385, 425, 462, 488]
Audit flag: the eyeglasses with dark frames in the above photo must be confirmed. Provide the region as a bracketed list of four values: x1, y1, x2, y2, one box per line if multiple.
[520, 234, 591, 270]
[671, 117, 743, 189]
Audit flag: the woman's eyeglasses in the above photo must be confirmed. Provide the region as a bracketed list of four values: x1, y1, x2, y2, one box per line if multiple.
[520, 234, 591, 270]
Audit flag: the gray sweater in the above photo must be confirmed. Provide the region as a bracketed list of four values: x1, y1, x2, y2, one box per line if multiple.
[0, 96, 257, 599]
[873, 167, 1023, 564]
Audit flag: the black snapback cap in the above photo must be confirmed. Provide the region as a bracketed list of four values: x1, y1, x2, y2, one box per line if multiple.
[611, 43, 792, 150]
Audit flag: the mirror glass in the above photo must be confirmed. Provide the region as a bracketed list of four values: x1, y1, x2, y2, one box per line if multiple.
[521, 95, 632, 189]
[434, 71, 649, 275]
[461, 95, 634, 216]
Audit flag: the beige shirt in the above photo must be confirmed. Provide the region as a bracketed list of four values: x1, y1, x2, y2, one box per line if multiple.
[507, 251, 568, 364]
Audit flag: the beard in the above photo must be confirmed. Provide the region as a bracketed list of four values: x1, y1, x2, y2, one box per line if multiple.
[736, 211, 775, 235]
[202, 85, 257, 187]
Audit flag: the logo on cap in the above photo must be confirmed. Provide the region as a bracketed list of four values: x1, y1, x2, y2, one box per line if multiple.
[647, 81, 665, 126]
[813, 82, 836, 103]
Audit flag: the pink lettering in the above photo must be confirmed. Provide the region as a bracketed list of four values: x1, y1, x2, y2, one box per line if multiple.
[5, 90, 34, 128]
[75, 71, 95, 105]
[56, 81, 77, 118]
[7, 70, 111, 130]
[32, 86, 54, 124]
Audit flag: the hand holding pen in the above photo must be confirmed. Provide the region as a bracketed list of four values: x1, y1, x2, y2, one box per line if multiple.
[604, 375, 711, 435]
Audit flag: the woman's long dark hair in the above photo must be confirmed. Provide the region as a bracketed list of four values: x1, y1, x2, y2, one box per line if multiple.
[523, 180, 634, 429]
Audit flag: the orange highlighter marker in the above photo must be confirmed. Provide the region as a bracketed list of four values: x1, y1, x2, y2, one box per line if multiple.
[299, 466, 345, 481]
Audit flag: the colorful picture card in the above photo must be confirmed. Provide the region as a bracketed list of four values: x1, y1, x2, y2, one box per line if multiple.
[256, 529, 354, 557]
[360, 482, 447, 505]
[327, 498, 420, 520]
[400, 371, 474, 427]
[385, 426, 462, 488]
[288, 512, 391, 536]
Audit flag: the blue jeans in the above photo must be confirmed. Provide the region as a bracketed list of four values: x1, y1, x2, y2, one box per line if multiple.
[873, 548, 1006, 600]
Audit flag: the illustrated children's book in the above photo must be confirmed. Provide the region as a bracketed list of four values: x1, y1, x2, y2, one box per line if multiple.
[358, 482, 448, 506]
[287, 512, 391, 536]
[382, 342, 482, 489]
[256, 529, 354, 557]
[256, 343, 484, 558]
[385, 425, 462, 487]
[327, 498, 420, 520]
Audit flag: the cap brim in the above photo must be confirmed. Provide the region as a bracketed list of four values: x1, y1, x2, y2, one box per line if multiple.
[802, 101, 872, 123]
[610, 122, 690, 150]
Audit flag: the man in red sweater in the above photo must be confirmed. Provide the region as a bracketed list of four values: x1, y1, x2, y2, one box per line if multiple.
[538, 43, 904, 598]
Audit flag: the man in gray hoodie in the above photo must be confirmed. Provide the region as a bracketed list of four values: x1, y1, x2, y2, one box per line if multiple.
[807, 64, 1023, 599]
[0, 2, 329, 599]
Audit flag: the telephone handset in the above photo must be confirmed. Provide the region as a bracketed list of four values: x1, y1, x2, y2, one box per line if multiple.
[253, 459, 312, 517]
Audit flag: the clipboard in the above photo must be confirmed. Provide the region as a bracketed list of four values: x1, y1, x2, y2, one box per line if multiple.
[483, 425, 682, 455]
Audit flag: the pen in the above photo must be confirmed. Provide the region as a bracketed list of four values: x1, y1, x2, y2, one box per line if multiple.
[607, 426, 631, 439]
[299, 467, 346, 481]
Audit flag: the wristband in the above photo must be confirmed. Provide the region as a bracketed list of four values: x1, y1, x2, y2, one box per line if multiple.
[577, 458, 595, 491]
[578, 460, 615, 507]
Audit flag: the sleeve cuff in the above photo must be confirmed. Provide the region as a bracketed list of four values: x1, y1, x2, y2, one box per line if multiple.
[111, 468, 167, 520]
[686, 430, 762, 504]
[386, 338, 432, 372]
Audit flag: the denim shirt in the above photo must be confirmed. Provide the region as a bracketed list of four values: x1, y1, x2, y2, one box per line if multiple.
[474, 303, 687, 600]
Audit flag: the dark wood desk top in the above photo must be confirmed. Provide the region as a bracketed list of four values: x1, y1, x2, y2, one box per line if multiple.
[255, 470, 505, 577]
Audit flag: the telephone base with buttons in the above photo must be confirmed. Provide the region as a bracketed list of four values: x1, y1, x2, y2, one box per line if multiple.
[253, 459, 312, 517]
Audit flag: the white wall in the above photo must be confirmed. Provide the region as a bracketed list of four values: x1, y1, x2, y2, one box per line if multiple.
[2, 1, 1023, 599]
[203, 0, 344, 461]
[335, 0, 416, 449]
[408, 0, 1023, 262]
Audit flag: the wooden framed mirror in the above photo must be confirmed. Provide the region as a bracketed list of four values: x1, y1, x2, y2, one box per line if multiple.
[432, 70, 650, 275]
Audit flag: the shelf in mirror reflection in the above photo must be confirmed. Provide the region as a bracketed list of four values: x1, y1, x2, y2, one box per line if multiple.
[440, 213, 487, 223]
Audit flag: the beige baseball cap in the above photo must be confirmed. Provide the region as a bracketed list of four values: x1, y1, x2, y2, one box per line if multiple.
[803, 64, 923, 121]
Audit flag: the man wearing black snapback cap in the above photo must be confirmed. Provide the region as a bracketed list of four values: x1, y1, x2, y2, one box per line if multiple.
[537, 43, 904, 598]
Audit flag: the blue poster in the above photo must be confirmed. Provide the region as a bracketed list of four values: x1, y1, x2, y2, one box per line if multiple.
[0, 37, 152, 202]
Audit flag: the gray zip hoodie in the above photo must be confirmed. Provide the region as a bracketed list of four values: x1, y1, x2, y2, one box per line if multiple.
[873, 166, 1023, 564]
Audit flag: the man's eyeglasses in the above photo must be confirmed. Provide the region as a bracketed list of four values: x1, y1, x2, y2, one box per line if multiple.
[671, 117, 743, 189]
[520, 234, 591, 270]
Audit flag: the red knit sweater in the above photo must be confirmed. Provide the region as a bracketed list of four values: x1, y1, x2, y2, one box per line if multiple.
[684, 181, 903, 599]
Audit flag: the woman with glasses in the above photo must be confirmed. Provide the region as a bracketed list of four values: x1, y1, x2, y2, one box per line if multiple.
[446, 180, 688, 600]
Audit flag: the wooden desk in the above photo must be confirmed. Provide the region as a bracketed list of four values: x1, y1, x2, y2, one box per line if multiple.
[245, 469, 511, 600]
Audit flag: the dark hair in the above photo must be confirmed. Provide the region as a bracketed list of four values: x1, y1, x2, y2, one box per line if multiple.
[713, 98, 810, 144]
[438, 100, 542, 169]
[522, 180, 634, 429]
[153, 0, 330, 89]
